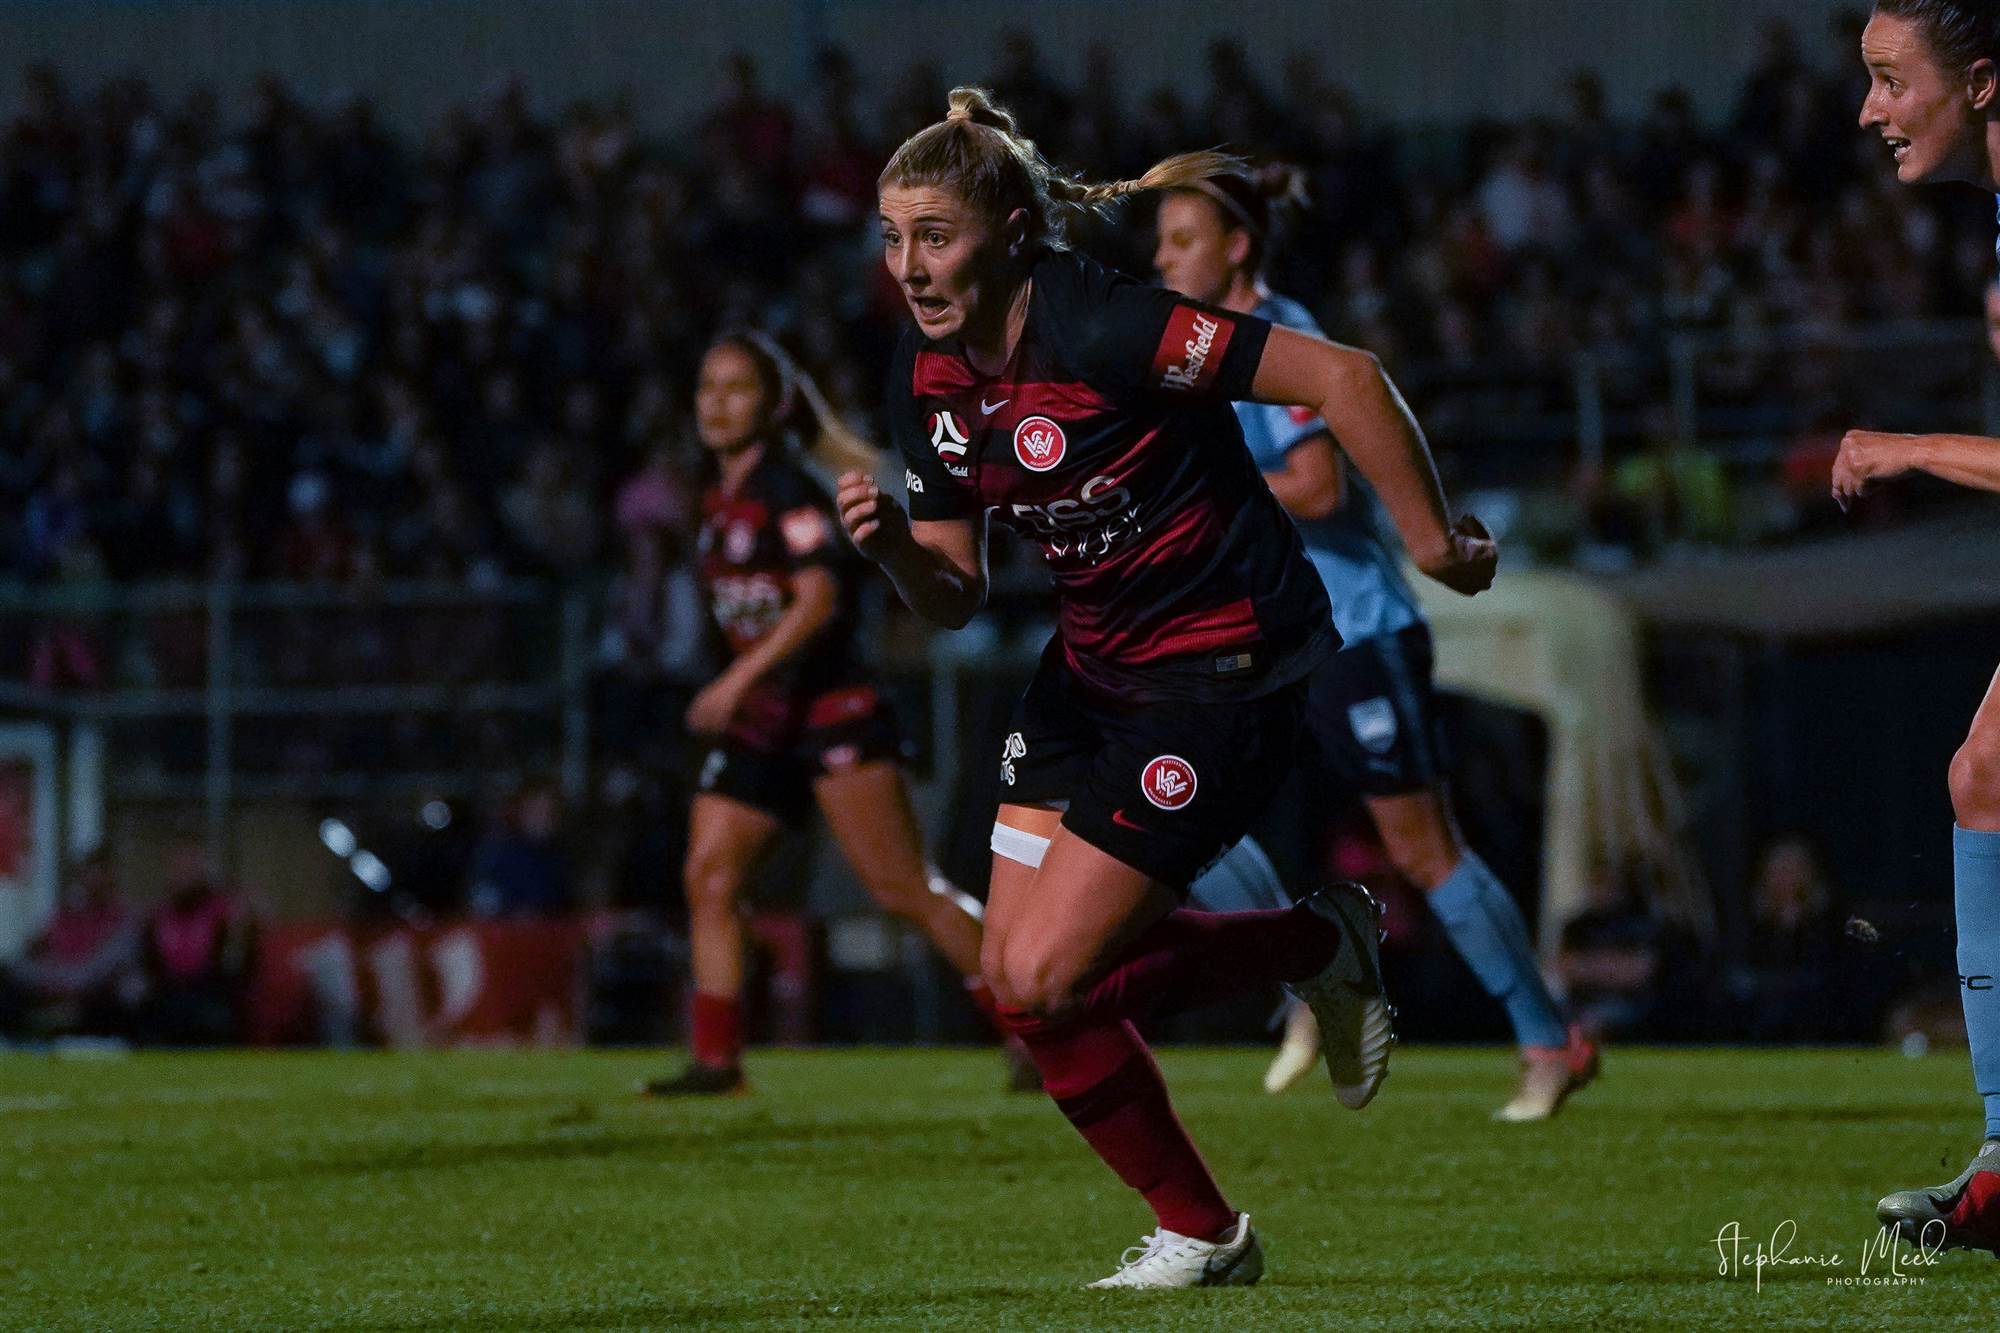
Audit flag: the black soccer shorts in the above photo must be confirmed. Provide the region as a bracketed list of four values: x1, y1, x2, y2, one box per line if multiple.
[1302, 623, 1447, 797]
[697, 683, 910, 824]
[997, 647, 1305, 888]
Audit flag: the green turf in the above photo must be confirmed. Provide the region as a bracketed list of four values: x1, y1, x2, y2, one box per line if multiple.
[1, 1046, 1996, 1330]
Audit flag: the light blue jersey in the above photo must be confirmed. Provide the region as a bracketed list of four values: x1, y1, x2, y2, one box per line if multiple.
[1236, 292, 1422, 643]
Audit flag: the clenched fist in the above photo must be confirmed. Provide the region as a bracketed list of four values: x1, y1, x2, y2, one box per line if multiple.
[1417, 513, 1499, 596]
[1831, 430, 1917, 511]
[836, 471, 912, 561]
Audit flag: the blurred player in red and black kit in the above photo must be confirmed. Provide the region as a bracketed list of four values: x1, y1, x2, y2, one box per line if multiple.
[1155, 167, 1597, 1120]
[645, 332, 992, 1096]
[838, 87, 1494, 1287]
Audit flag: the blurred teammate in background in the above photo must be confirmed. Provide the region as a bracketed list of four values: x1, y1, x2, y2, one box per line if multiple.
[1155, 167, 1598, 1121]
[645, 332, 992, 1096]
[1841, 0, 2000, 1253]
[841, 87, 1493, 1287]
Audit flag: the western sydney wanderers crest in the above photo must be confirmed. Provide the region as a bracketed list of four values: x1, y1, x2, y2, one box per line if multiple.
[1014, 415, 1067, 472]
[1140, 754, 1197, 811]
[928, 410, 970, 462]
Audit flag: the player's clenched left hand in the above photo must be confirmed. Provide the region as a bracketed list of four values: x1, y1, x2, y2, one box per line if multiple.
[836, 471, 911, 561]
[1419, 513, 1498, 596]
[1832, 429, 1917, 511]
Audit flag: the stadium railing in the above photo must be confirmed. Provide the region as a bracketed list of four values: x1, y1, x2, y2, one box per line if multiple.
[0, 578, 590, 882]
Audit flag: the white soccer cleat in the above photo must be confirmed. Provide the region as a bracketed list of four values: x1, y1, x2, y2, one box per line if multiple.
[1286, 882, 1394, 1109]
[1085, 1212, 1264, 1289]
[1493, 1027, 1600, 1122]
[1262, 999, 1322, 1095]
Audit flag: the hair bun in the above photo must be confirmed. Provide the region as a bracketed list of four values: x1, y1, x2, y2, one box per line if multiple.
[1252, 161, 1310, 209]
[944, 86, 1019, 136]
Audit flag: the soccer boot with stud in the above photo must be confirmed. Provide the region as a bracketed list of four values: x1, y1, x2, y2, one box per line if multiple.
[1261, 999, 1322, 1096]
[642, 1061, 747, 1097]
[1878, 1140, 2000, 1254]
[1085, 1211, 1264, 1289]
[1285, 882, 1395, 1109]
[1494, 1026, 1600, 1122]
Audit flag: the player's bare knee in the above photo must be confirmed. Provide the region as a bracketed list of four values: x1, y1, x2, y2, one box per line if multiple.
[1952, 734, 2000, 830]
[682, 852, 743, 918]
[1000, 940, 1085, 1018]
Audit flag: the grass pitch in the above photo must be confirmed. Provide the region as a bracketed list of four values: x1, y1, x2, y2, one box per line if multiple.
[2, 1046, 1996, 1330]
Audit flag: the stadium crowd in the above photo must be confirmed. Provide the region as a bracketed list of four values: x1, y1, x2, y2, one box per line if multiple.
[3, 16, 1995, 598]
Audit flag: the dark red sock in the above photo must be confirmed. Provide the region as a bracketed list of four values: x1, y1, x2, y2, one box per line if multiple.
[1000, 1008, 1235, 1241]
[690, 991, 742, 1068]
[1071, 904, 1340, 1024]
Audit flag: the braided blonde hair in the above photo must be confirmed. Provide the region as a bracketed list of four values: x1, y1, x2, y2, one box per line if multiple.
[881, 86, 1245, 250]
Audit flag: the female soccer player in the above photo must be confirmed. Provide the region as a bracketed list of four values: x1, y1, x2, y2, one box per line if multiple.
[1844, 0, 2000, 1254]
[839, 87, 1495, 1287]
[645, 333, 991, 1096]
[1154, 168, 1598, 1119]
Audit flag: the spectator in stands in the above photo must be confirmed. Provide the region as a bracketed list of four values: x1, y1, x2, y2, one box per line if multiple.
[1558, 860, 1703, 1041]
[0, 850, 138, 1040]
[133, 844, 254, 1045]
[467, 779, 573, 917]
[1730, 835, 1845, 1042]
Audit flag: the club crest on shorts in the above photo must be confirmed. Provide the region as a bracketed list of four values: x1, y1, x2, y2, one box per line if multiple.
[1348, 697, 1399, 755]
[1013, 415, 1066, 472]
[1140, 754, 1197, 810]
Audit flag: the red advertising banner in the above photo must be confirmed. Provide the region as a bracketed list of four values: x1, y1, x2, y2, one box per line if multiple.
[247, 919, 586, 1048]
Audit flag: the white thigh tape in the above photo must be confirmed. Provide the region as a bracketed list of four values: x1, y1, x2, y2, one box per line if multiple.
[990, 822, 1051, 869]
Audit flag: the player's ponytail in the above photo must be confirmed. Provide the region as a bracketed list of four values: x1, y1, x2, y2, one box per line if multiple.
[714, 330, 880, 477]
[1173, 162, 1310, 274]
[881, 86, 1249, 250]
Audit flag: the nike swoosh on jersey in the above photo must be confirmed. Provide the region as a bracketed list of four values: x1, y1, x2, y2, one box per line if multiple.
[980, 397, 1010, 414]
[1111, 809, 1146, 831]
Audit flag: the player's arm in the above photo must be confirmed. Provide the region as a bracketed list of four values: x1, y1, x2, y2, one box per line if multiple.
[1249, 325, 1493, 594]
[684, 566, 840, 734]
[721, 568, 839, 687]
[1833, 430, 2000, 508]
[836, 473, 989, 629]
[1262, 432, 1344, 521]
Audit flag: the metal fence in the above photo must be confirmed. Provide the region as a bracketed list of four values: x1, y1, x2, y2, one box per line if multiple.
[0, 579, 591, 873]
[1408, 318, 1999, 483]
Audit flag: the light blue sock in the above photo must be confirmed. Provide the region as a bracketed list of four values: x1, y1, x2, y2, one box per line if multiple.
[1186, 836, 1292, 914]
[1428, 852, 1568, 1048]
[1952, 826, 2000, 1140]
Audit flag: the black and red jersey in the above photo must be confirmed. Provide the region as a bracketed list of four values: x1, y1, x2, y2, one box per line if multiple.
[697, 447, 861, 693]
[888, 247, 1335, 704]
